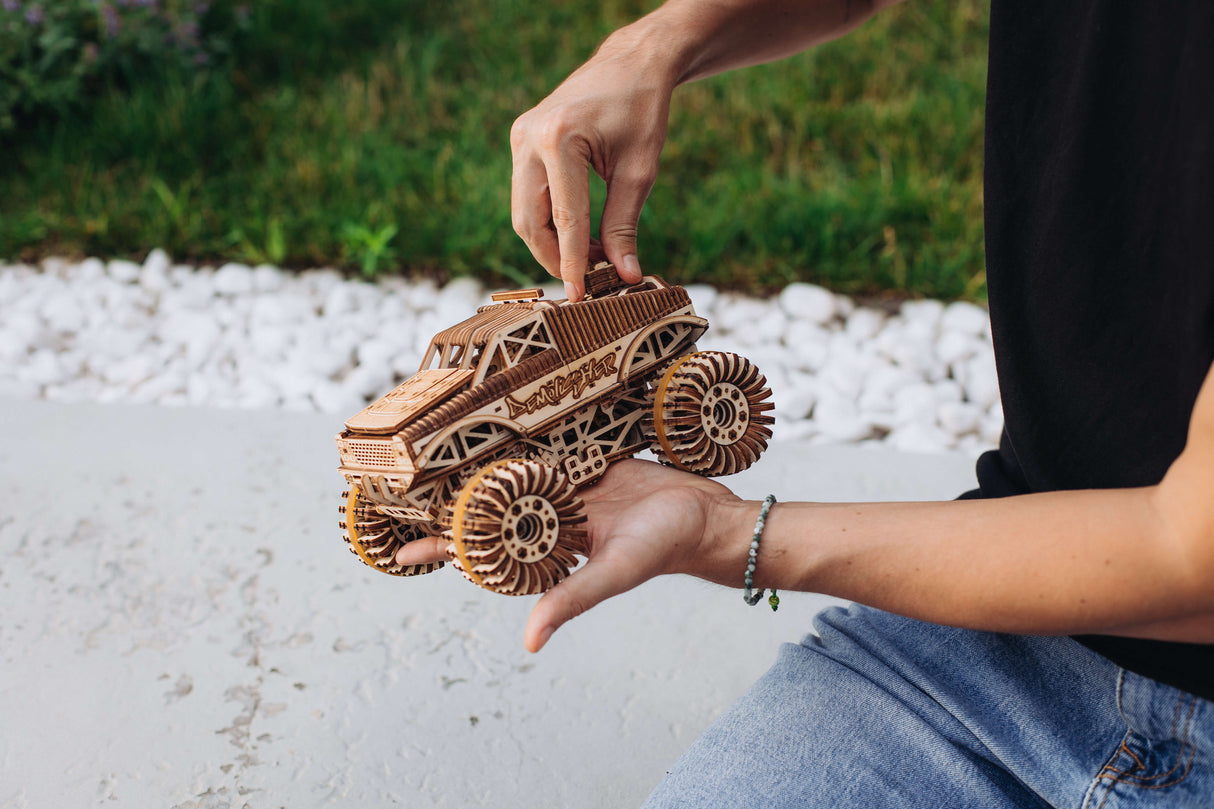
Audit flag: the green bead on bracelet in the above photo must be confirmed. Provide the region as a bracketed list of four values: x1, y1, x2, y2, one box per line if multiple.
[743, 493, 779, 611]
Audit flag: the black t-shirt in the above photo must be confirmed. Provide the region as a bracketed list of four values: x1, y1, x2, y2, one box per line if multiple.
[978, 1, 1214, 701]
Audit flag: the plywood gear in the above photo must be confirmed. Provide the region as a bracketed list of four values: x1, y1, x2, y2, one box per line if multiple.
[450, 459, 587, 595]
[341, 484, 444, 576]
[649, 351, 775, 476]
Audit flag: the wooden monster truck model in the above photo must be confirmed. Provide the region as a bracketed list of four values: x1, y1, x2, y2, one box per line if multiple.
[337, 262, 775, 596]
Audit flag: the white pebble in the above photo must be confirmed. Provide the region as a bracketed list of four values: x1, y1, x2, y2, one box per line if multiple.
[107, 259, 141, 283]
[246, 324, 291, 362]
[844, 307, 885, 341]
[936, 329, 977, 367]
[937, 400, 983, 435]
[782, 321, 830, 372]
[980, 413, 1005, 446]
[77, 257, 107, 283]
[834, 294, 855, 319]
[214, 263, 255, 295]
[0, 377, 43, 398]
[344, 365, 395, 399]
[813, 393, 875, 443]
[304, 268, 343, 296]
[131, 371, 188, 404]
[0, 329, 29, 363]
[900, 299, 944, 331]
[304, 346, 353, 381]
[40, 294, 88, 335]
[892, 383, 941, 428]
[779, 283, 837, 325]
[961, 354, 1001, 410]
[886, 422, 956, 454]
[408, 279, 440, 311]
[17, 350, 64, 386]
[819, 355, 866, 400]
[377, 293, 410, 323]
[251, 293, 315, 324]
[438, 276, 484, 310]
[716, 299, 778, 345]
[356, 339, 397, 371]
[268, 362, 321, 400]
[773, 381, 817, 421]
[862, 364, 919, 403]
[940, 301, 990, 337]
[252, 264, 287, 293]
[311, 380, 366, 415]
[101, 355, 154, 388]
[140, 249, 172, 291]
[323, 284, 357, 317]
[5, 312, 52, 351]
[237, 377, 282, 410]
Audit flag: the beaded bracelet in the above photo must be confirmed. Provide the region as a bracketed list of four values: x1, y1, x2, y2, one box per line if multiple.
[743, 494, 779, 611]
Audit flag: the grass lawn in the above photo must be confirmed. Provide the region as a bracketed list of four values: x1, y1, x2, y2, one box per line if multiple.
[0, 0, 988, 300]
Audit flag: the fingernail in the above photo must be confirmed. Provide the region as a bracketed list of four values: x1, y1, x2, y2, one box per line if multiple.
[563, 281, 579, 302]
[622, 254, 642, 282]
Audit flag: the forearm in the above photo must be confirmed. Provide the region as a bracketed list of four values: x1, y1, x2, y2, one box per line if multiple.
[598, 0, 899, 89]
[703, 486, 1214, 641]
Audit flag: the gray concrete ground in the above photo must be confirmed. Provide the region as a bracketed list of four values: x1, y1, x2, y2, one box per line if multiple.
[0, 398, 978, 809]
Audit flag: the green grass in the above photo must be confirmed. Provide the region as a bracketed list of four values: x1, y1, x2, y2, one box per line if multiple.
[0, 0, 988, 300]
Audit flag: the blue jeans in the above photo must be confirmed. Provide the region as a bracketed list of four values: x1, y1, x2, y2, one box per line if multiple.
[642, 605, 1213, 808]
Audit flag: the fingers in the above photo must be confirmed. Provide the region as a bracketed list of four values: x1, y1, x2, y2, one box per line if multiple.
[510, 154, 561, 279]
[599, 160, 657, 284]
[394, 535, 449, 567]
[524, 551, 649, 652]
[511, 113, 593, 301]
[545, 139, 593, 301]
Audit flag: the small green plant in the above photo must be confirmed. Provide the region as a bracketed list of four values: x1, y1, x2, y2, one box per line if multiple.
[224, 217, 287, 266]
[341, 221, 399, 279]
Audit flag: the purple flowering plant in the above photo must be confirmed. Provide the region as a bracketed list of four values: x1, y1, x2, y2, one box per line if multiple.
[0, 0, 249, 133]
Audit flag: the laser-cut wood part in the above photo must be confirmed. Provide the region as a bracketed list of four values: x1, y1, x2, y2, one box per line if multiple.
[583, 261, 631, 298]
[647, 351, 775, 476]
[490, 287, 544, 302]
[335, 261, 775, 595]
[449, 458, 587, 596]
[340, 485, 444, 576]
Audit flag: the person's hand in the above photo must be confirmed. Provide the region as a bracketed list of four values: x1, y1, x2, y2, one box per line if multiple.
[510, 28, 677, 300]
[393, 459, 742, 651]
[524, 459, 740, 651]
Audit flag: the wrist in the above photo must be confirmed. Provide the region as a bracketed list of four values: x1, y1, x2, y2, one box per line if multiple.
[690, 494, 763, 586]
[600, 6, 714, 88]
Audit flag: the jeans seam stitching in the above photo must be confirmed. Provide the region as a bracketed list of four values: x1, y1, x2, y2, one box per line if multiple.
[1083, 670, 1127, 809]
[1098, 694, 1197, 790]
[1089, 730, 1131, 809]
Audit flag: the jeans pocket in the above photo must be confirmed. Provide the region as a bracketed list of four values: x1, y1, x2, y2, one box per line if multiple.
[1083, 671, 1202, 808]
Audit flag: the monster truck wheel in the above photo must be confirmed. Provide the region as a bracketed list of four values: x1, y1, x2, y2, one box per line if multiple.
[450, 459, 587, 596]
[649, 351, 775, 476]
[340, 484, 444, 576]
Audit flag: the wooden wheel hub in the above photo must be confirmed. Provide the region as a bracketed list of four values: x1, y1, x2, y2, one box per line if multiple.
[649, 350, 775, 477]
[451, 458, 586, 595]
[501, 496, 560, 563]
[702, 382, 750, 445]
[339, 483, 443, 577]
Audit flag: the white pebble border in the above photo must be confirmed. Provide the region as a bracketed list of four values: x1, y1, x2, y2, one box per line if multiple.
[0, 250, 1003, 455]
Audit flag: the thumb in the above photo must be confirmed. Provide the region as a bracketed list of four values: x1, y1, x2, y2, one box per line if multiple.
[599, 163, 656, 284]
[523, 552, 649, 652]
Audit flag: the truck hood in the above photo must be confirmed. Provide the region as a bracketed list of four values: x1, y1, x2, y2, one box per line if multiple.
[343, 368, 474, 435]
